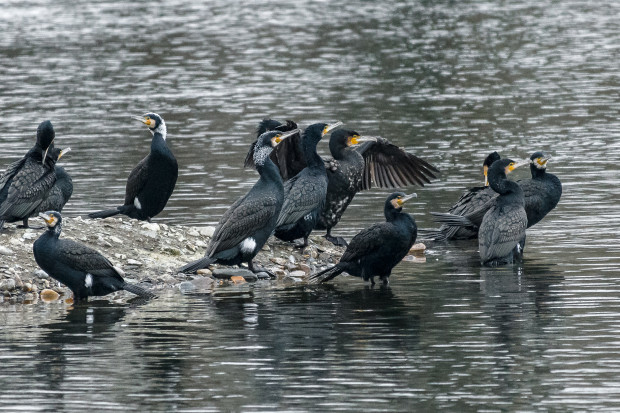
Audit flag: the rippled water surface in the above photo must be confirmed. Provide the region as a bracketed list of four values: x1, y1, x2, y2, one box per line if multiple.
[2, 0, 620, 411]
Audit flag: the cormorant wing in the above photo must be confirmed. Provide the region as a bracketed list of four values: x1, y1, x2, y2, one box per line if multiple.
[124, 155, 149, 205]
[448, 186, 498, 216]
[276, 173, 325, 227]
[0, 158, 26, 192]
[480, 207, 528, 263]
[0, 158, 56, 218]
[356, 138, 439, 190]
[340, 222, 393, 262]
[207, 195, 281, 256]
[55, 239, 124, 281]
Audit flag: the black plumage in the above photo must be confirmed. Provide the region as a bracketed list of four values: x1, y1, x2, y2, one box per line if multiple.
[179, 129, 298, 274]
[310, 192, 418, 285]
[0, 120, 63, 230]
[430, 152, 561, 239]
[245, 119, 438, 246]
[33, 211, 155, 303]
[88, 113, 178, 222]
[32, 164, 73, 215]
[274, 122, 342, 248]
[478, 159, 528, 266]
[244, 119, 302, 180]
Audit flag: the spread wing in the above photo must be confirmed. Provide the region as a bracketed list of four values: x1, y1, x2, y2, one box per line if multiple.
[207, 195, 280, 256]
[56, 239, 124, 281]
[276, 173, 326, 227]
[357, 138, 439, 189]
[0, 158, 56, 218]
[124, 155, 149, 205]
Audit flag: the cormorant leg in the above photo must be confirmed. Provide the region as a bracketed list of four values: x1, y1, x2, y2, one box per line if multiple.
[17, 218, 30, 228]
[294, 237, 309, 249]
[323, 229, 348, 247]
[147, 217, 152, 223]
[370, 277, 376, 286]
[381, 277, 389, 286]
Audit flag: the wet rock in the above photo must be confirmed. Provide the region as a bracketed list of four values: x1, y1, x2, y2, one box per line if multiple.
[255, 272, 271, 280]
[190, 276, 215, 290]
[40, 289, 60, 302]
[197, 268, 212, 276]
[270, 257, 287, 266]
[178, 281, 196, 293]
[297, 263, 311, 275]
[230, 276, 247, 285]
[212, 268, 255, 280]
[409, 243, 426, 254]
[289, 270, 306, 279]
[13, 274, 23, 289]
[187, 229, 200, 237]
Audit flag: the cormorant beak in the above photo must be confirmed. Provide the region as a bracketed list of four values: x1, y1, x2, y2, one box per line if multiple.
[42, 139, 54, 164]
[131, 115, 154, 128]
[483, 165, 489, 186]
[534, 154, 551, 167]
[272, 129, 299, 146]
[507, 160, 529, 173]
[400, 193, 418, 204]
[322, 121, 343, 136]
[58, 147, 71, 160]
[349, 136, 377, 146]
[38, 212, 54, 225]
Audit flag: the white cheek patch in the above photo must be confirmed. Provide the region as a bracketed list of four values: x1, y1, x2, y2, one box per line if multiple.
[240, 237, 257, 253]
[134, 197, 142, 210]
[85, 273, 93, 288]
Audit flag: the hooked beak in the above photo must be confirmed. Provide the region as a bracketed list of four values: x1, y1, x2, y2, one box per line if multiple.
[38, 212, 53, 224]
[272, 128, 300, 146]
[131, 115, 148, 124]
[535, 153, 552, 167]
[400, 193, 418, 204]
[322, 121, 343, 136]
[508, 159, 530, 172]
[351, 136, 378, 145]
[58, 147, 71, 160]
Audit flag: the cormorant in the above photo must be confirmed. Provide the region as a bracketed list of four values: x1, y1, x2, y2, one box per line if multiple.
[0, 120, 64, 230]
[88, 113, 178, 222]
[179, 129, 299, 274]
[33, 211, 155, 303]
[426, 151, 500, 240]
[477, 159, 528, 266]
[33, 163, 73, 216]
[310, 192, 418, 285]
[245, 119, 438, 246]
[430, 152, 561, 240]
[273, 122, 343, 248]
[245, 119, 302, 180]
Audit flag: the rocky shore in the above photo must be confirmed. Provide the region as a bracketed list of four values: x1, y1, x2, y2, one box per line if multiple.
[0, 216, 426, 304]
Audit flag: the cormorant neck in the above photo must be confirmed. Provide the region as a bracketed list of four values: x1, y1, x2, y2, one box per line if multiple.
[489, 172, 520, 196]
[153, 131, 166, 142]
[530, 164, 546, 179]
[384, 205, 402, 222]
[47, 224, 62, 239]
[302, 137, 322, 168]
[329, 140, 347, 161]
[257, 156, 281, 184]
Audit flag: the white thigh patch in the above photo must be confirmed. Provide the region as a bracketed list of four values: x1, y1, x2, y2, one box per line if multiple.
[134, 197, 142, 210]
[240, 237, 256, 253]
[85, 273, 93, 288]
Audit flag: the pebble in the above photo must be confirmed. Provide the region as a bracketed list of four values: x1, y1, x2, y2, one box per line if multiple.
[197, 269, 212, 276]
[40, 289, 60, 302]
[33, 269, 48, 278]
[141, 222, 160, 232]
[409, 243, 426, 253]
[164, 247, 182, 256]
[199, 226, 216, 237]
[289, 270, 307, 279]
[230, 276, 247, 285]
[0, 279, 16, 291]
[126, 259, 143, 266]
[187, 229, 200, 237]
[109, 236, 123, 244]
[212, 268, 255, 280]
[255, 272, 271, 280]
[0, 246, 12, 255]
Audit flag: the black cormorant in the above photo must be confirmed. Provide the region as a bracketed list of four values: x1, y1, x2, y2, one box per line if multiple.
[310, 192, 418, 285]
[273, 122, 342, 248]
[33, 163, 73, 216]
[430, 152, 561, 240]
[477, 159, 528, 266]
[33, 211, 155, 303]
[88, 113, 178, 222]
[245, 119, 438, 246]
[427, 151, 500, 240]
[0, 120, 64, 230]
[179, 129, 299, 274]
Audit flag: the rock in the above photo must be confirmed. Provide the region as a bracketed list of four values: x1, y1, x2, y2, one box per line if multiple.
[195, 240, 207, 248]
[409, 243, 426, 253]
[178, 281, 196, 293]
[270, 257, 287, 266]
[114, 253, 127, 260]
[197, 268, 212, 276]
[109, 236, 123, 244]
[140, 230, 158, 239]
[126, 259, 143, 266]
[255, 272, 271, 280]
[141, 222, 160, 232]
[198, 226, 216, 237]
[230, 276, 247, 285]
[272, 268, 287, 278]
[190, 277, 215, 290]
[164, 247, 182, 256]
[0, 246, 12, 255]
[242, 273, 258, 282]
[212, 268, 255, 280]
[33, 269, 49, 278]
[13, 274, 23, 289]
[289, 270, 306, 279]
[22, 232, 37, 240]
[297, 263, 311, 275]
[40, 289, 60, 302]
[187, 229, 200, 237]
[0, 279, 16, 291]
[22, 282, 33, 293]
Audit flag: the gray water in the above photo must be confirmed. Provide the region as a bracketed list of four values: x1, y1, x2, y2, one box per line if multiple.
[2, 0, 620, 411]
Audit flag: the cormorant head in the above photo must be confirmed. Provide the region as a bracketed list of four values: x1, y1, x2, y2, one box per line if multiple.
[529, 151, 551, 170]
[132, 113, 167, 138]
[44, 147, 71, 169]
[256, 119, 298, 136]
[302, 122, 343, 146]
[386, 191, 417, 212]
[39, 211, 63, 235]
[37, 120, 55, 149]
[253, 129, 299, 166]
[483, 151, 501, 186]
[488, 158, 527, 180]
[328, 129, 377, 158]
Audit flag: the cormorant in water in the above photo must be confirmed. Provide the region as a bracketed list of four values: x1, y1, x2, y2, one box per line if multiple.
[274, 122, 343, 248]
[310, 192, 418, 285]
[477, 159, 528, 266]
[245, 119, 438, 246]
[33, 211, 155, 303]
[0, 120, 65, 230]
[425, 151, 500, 241]
[88, 113, 178, 222]
[179, 129, 299, 274]
[430, 152, 561, 241]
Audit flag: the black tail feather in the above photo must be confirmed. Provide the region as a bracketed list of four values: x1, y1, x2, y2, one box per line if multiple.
[178, 256, 216, 273]
[122, 282, 156, 298]
[417, 228, 448, 242]
[309, 265, 344, 284]
[430, 212, 475, 227]
[88, 208, 121, 219]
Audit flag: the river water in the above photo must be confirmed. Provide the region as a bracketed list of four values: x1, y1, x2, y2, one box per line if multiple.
[1, 0, 620, 411]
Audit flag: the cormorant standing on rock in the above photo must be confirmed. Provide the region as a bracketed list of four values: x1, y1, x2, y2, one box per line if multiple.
[88, 113, 178, 222]
[245, 119, 438, 246]
[478, 158, 528, 266]
[274, 122, 343, 248]
[0, 120, 64, 230]
[310, 192, 418, 286]
[33, 211, 155, 303]
[430, 152, 561, 241]
[33, 163, 73, 216]
[179, 129, 299, 274]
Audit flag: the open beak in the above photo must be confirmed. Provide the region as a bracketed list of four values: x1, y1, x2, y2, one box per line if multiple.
[38, 212, 53, 225]
[322, 121, 343, 136]
[58, 147, 71, 160]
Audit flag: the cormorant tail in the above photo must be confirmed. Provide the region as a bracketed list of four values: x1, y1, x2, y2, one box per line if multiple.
[309, 265, 344, 284]
[417, 228, 448, 242]
[178, 256, 216, 274]
[430, 212, 475, 228]
[0, 220, 4, 231]
[121, 282, 156, 298]
[88, 208, 121, 219]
